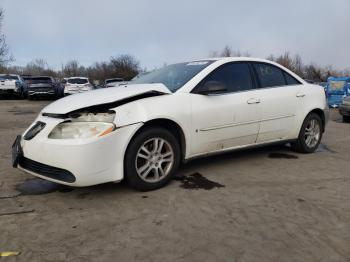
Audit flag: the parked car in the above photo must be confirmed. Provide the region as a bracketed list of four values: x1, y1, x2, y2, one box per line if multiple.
[325, 77, 350, 107]
[21, 75, 33, 97]
[12, 57, 329, 191]
[0, 74, 26, 98]
[339, 96, 350, 121]
[27, 76, 62, 99]
[64, 77, 94, 95]
[104, 78, 127, 88]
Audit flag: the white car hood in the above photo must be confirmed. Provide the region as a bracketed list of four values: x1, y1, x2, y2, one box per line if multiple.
[42, 83, 171, 114]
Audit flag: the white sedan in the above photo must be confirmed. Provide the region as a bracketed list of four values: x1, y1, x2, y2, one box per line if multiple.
[13, 57, 329, 191]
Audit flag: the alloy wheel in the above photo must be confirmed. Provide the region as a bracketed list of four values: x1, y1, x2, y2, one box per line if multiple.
[135, 137, 174, 183]
[304, 119, 321, 148]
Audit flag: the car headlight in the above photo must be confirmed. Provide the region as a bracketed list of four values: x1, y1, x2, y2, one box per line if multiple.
[48, 112, 116, 139]
[24, 121, 46, 140]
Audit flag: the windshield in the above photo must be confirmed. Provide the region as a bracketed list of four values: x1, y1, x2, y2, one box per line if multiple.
[0, 75, 19, 80]
[329, 80, 345, 92]
[131, 61, 215, 92]
[68, 78, 88, 84]
[22, 76, 32, 81]
[30, 77, 52, 84]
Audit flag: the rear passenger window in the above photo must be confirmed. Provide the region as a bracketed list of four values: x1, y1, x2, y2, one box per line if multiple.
[284, 72, 301, 85]
[253, 63, 286, 88]
[200, 63, 253, 93]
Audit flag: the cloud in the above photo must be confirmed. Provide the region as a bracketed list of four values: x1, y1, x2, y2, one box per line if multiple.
[2, 0, 350, 69]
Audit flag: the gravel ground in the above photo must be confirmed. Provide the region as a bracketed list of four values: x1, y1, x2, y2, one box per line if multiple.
[0, 99, 349, 262]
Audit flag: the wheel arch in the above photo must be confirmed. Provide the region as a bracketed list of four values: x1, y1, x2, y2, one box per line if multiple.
[127, 118, 187, 162]
[308, 108, 326, 133]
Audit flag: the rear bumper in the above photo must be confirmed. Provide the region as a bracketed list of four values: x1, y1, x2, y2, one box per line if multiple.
[0, 88, 20, 95]
[339, 104, 350, 116]
[28, 89, 56, 97]
[64, 90, 90, 95]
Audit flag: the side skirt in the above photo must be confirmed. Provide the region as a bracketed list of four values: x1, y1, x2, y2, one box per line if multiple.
[183, 139, 297, 163]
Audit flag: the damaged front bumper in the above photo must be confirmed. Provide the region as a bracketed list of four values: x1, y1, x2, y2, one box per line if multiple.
[13, 115, 142, 186]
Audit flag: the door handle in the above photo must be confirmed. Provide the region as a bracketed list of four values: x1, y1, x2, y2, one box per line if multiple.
[247, 98, 260, 104]
[296, 93, 306, 98]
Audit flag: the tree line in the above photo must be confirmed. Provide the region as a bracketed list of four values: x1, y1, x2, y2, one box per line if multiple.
[2, 55, 141, 82]
[211, 45, 350, 82]
[0, 8, 349, 83]
[2, 46, 349, 84]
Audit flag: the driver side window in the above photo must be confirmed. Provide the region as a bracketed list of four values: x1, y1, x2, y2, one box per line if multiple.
[198, 62, 253, 94]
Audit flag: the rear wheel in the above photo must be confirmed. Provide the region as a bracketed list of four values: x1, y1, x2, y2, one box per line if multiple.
[124, 127, 180, 191]
[292, 113, 323, 153]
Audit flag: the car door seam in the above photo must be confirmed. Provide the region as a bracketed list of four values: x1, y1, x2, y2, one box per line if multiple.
[199, 114, 295, 132]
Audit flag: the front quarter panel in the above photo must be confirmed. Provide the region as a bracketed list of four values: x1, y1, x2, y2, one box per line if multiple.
[112, 92, 192, 157]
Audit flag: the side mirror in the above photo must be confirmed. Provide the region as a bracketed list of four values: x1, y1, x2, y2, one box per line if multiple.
[197, 81, 227, 95]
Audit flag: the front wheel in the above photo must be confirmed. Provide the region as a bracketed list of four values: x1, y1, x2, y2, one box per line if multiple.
[292, 113, 323, 153]
[124, 127, 181, 191]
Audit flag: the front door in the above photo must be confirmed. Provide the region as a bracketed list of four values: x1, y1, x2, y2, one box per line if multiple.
[189, 62, 261, 156]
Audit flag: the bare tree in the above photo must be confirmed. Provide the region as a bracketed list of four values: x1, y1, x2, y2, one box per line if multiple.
[110, 54, 140, 80]
[23, 58, 56, 76]
[0, 8, 13, 67]
[61, 60, 86, 77]
[210, 46, 251, 58]
[304, 64, 323, 82]
[221, 45, 233, 57]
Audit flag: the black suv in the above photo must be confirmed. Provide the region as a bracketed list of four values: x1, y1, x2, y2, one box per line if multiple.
[27, 76, 63, 99]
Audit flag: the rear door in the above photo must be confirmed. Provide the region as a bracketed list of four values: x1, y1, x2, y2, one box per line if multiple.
[189, 62, 262, 156]
[251, 62, 304, 142]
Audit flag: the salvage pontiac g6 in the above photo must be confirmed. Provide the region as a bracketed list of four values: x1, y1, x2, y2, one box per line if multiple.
[12, 58, 329, 191]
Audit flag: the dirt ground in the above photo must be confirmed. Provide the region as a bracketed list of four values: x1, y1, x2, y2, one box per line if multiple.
[0, 99, 349, 262]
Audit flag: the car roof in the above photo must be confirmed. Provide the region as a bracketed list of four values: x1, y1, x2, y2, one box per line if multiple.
[0, 74, 19, 76]
[194, 57, 277, 63]
[67, 77, 88, 79]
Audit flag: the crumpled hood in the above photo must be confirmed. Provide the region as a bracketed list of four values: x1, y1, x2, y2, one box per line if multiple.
[42, 83, 171, 114]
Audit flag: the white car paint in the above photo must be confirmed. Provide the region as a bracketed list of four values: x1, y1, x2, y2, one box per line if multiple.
[105, 81, 129, 88]
[64, 77, 93, 95]
[0, 74, 22, 94]
[45, 84, 171, 114]
[16, 57, 328, 187]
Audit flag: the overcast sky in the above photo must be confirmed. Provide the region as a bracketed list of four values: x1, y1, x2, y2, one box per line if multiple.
[1, 0, 350, 70]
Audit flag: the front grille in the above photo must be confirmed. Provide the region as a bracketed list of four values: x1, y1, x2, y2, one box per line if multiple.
[19, 157, 76, 183]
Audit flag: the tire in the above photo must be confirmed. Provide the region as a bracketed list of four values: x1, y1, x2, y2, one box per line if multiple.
[343, 115, 350, 122]
[124, 127, 181, 191]
[291, 113, 323, 153]
[18, 88, 25, 99]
